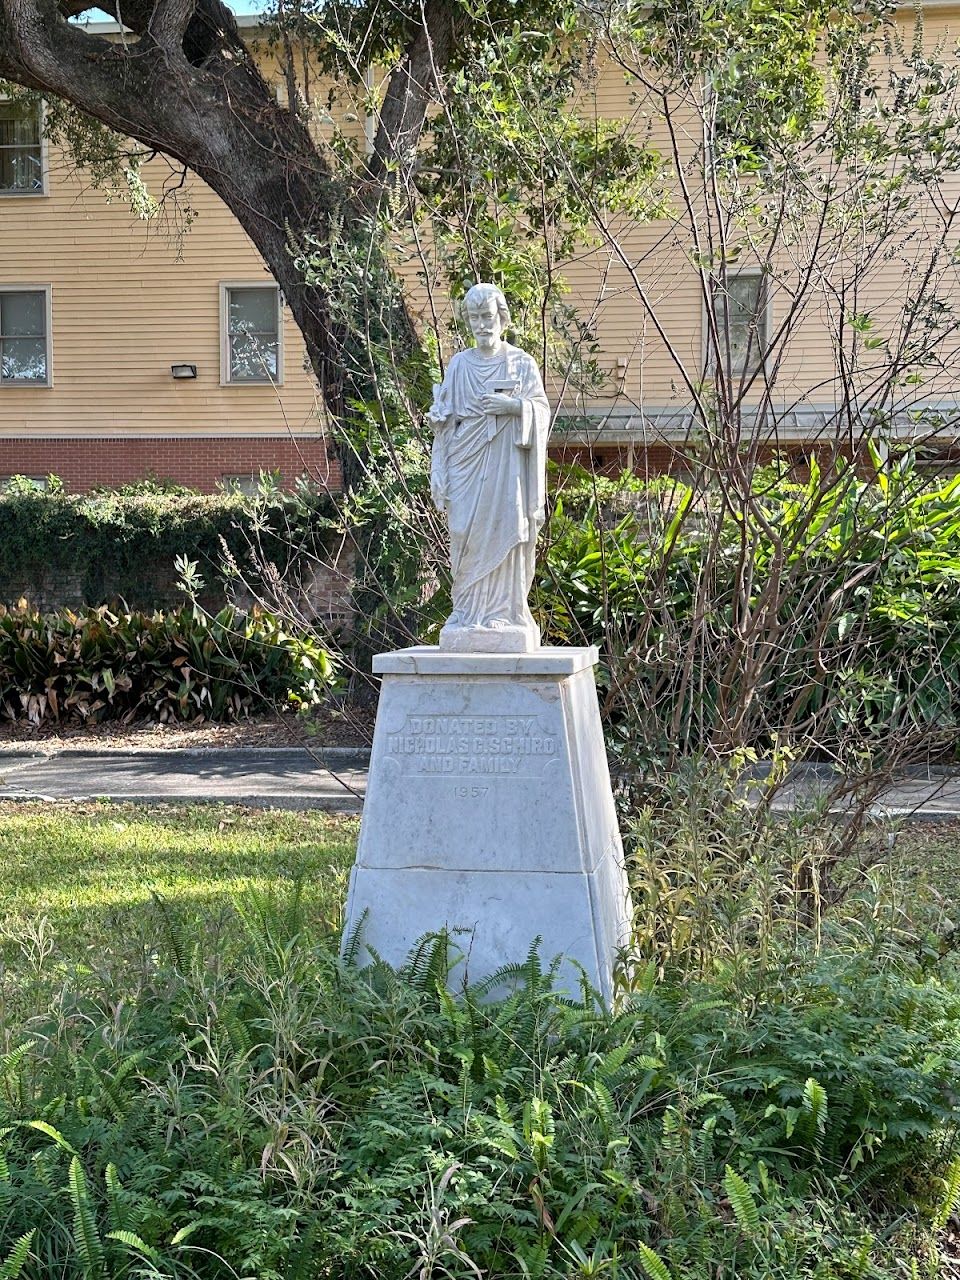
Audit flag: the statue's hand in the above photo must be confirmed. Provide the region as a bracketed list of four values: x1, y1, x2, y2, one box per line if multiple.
[431, 480, 448, 511]
[481, 393, 522, 416]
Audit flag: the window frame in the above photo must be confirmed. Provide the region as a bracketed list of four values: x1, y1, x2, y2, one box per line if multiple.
[0, 284, 53, 388]
[219, 281, 284, 387]
[703, 269, 771, 382]
[0, 96, 48, 199]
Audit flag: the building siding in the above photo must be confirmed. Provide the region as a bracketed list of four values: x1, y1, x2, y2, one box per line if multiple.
[0, 153, 322, 444]
[1, 3, 959, 490]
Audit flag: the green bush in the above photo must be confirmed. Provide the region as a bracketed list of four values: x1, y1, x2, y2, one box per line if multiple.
[0, 476, 337, 610]
[537, 455, 960, 768]
[0, 602, 332, 725]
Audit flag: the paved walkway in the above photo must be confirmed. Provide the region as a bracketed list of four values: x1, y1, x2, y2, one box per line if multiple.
[0, 747, 959, 819]
[0, 747, 369, 812]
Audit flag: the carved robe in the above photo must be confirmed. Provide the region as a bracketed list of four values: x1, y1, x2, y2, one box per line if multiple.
[430, 344, 551, 634]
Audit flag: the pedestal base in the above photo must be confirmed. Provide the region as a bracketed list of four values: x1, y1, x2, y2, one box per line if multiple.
[439, 621, 540, 654]
[341, 646, 633, 1001]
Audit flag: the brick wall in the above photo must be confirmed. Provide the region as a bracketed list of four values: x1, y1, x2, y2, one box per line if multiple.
[551, 441, 862, 478]
[0, 436, 340, 494]
[5, 434, 891, 498]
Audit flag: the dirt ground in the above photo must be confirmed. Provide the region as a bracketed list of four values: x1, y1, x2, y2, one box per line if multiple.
[0, 704, 376, 753]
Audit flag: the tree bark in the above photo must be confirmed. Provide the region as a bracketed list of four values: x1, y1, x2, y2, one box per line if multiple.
[368, 0, 460, 184]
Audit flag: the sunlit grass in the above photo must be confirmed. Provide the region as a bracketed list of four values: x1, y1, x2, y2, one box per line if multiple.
[0, 801, 358, 973]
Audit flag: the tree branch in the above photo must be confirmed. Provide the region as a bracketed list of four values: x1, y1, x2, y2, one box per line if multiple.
[147, 0, 195, 54]
[369, 0, 460, 186]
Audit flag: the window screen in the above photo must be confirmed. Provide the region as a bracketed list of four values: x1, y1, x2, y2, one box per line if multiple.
[226, 287, 280, 383]
[0, 291, 48, 384]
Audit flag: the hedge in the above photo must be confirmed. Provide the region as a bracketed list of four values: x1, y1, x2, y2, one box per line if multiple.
[0, 476, 337, 610]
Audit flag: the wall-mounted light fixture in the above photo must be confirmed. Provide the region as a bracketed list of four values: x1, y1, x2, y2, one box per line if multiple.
[171, 363, 198, 380]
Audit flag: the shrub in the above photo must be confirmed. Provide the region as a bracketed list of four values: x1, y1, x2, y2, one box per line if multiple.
[0, 602, 333, 725]
[537, 454, 960, 772]
[0, 476, 337, 611]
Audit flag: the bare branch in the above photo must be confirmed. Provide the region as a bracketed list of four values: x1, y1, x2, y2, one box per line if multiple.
[368, 0, 461, 187]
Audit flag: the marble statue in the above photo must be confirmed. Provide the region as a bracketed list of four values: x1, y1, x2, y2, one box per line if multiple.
[342, 285, 632, 997]
[427, 283, 551, 653]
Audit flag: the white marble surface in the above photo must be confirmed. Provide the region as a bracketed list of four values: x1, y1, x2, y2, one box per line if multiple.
[342, 645, 633, 1000]
[426, 283, 551, 654]
[438, 621, 540, 654]
[343, 854, 630, 997]
[373, 645, 599, 676]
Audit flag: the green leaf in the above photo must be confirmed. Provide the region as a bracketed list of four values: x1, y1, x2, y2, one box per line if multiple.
[68, 1156, 105, 1280]
[636, 1242, 673, 1280]
[26, 1119, 79, 1156]
[935, 1156, 960, 1229]
[106, 1230, 160, 1263]
[0, 1231, 34, 1280]
[724, 1165, 760, 1236]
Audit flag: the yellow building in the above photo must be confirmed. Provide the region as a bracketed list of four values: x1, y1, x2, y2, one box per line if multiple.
[1, 6, 958, 491]
[0, 16, 334, 491]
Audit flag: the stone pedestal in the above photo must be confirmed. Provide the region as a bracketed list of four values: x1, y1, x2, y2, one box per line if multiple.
[341, 646, 633, 1001]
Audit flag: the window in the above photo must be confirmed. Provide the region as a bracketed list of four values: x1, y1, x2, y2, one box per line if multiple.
[708, 272, 768, 377]
[0, 475, 48, 492]
[0, 288, 50, 385]
[221, 284, 282, 384]
[221, 474, 260, 496]
[0, 99, 43, 195]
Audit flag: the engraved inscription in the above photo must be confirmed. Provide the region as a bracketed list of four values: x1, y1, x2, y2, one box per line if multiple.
[384, 714, 558, 778]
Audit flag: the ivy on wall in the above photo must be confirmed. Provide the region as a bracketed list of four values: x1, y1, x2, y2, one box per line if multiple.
[0, 477, 337, 610]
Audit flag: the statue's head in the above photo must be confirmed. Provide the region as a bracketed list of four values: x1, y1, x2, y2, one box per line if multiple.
[463, 283, 510, 352]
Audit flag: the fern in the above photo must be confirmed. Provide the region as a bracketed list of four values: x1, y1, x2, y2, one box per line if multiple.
[236, 882, 304, 981]
[598, 1040, 634, 1081]
[801, 1076, 828, 1157]
[150, 890, 192, 972]
[104, 1163, 129, 1233]
[220, 998, 255, 1058]
[340, 908, 369, 967]
[0, 1043, 32, 1109]
[106, 1230, 160, 1264]
[723, 1165, 760, 1237]
[402, 929, 458, 992]
[848, 1232, 874, 1280]
[636, 1241, 673, 1280]
[69, 1156, 105, 1280]
[934, 1155, 960, 1229]
[26, 1119, 79, 1155]
[0, 1231, 34, 1280]
[86, 1050, 145, 1123]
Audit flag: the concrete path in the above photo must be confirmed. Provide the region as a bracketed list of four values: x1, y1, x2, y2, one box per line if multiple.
[0, 747, 959, 820]
[0, 747, 369, 812]
[762, 763, 960, 822]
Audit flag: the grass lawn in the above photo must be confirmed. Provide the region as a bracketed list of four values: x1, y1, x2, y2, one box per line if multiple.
[1, 801, 957, 975]
[0, 801, 358, 979]
[0, 802, 958, 1277]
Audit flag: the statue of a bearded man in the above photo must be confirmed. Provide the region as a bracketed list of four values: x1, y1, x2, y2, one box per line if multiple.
[427, 284, 551, 653]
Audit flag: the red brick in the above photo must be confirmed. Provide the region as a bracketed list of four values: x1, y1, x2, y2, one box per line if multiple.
[0, 437, 341, 494]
